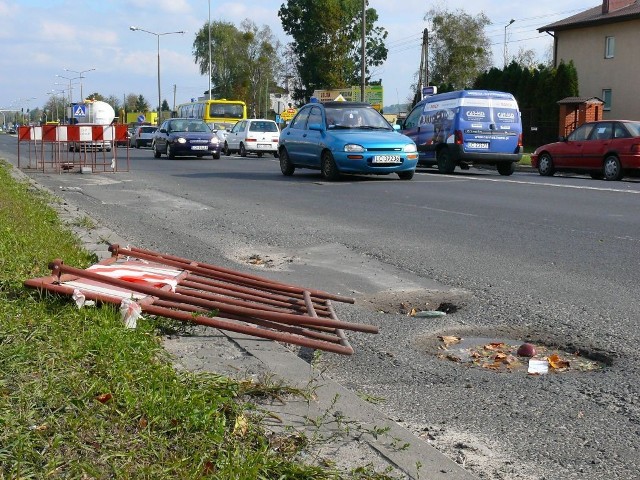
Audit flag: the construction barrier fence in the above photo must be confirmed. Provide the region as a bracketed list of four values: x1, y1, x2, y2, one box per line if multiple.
[17, 124, 130, 173]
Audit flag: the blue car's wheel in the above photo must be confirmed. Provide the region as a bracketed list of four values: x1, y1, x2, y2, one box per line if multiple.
[279, 148, 295, 176]
[321, 151, 340, 181]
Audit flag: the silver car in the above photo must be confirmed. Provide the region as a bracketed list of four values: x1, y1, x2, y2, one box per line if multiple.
[129, 125, 157, 148]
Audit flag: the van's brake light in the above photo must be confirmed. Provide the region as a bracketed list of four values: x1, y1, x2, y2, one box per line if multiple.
[454, 130, 463, 145]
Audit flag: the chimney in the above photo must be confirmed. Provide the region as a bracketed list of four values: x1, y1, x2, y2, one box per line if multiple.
[603, 0, 636, 13]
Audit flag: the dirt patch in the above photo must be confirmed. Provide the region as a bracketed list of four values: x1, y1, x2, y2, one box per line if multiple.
[355, 288, 471, 315]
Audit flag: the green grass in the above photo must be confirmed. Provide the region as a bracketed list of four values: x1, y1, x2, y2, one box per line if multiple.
[0, 160, 398, 479]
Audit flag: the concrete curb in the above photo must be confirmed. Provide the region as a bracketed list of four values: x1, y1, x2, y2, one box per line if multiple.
[7, 162, 478, 479]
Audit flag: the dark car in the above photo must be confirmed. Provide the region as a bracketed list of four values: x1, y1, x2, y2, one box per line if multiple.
[531, 120, 640, 181]
[152, 118, 222, 159]
[278, 101, 418, 180]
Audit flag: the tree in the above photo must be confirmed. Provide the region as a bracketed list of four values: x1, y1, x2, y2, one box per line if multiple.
[278, 0, 388, 102]
[424, 7, 491, 91]
[85, 92, 104, 102]
[104, 95, 122, 115]
[511, 47, 537, 70]
[161, 100, 170, 112]
[192, 19, 281, 116]
[135, 95, 150, 112]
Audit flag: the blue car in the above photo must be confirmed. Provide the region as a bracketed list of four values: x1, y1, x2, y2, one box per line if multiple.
[278, 101, 418, 180]
[152, 118, 222, 159]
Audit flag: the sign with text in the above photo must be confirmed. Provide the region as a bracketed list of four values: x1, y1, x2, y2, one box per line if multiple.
[313, 86, 384, 111]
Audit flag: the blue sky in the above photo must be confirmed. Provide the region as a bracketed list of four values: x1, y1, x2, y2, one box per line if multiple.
[0, 0, 594, 114]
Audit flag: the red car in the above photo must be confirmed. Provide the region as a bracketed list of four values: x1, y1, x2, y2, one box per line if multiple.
[531, 120, 640, 181]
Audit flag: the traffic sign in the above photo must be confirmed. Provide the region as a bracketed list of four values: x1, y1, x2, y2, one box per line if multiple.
[281, 108, 297, 122]
[73, 104, 86, 117]
[137, 114, 146, 123]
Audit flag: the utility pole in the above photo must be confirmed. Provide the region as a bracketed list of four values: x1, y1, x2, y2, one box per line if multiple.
[415, 28, 429, 105]
[360, 0, 366, 102]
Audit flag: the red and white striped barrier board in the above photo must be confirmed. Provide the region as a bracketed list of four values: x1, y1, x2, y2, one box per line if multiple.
[18, 124, 128, 143]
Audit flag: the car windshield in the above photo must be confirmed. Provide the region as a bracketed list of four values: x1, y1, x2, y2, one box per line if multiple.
[325, 106, 392, 131]
[169, 120, 210, 133]
[249, 121, 278, 132]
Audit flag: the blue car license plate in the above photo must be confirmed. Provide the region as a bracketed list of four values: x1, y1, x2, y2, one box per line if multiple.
[372, 155, 401, 164]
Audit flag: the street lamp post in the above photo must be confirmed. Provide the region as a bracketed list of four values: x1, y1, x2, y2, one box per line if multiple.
[64, 67, 96, 102]
[504, 19, 515, 68]
[130, 26, 185, 126]
[56, 74, 81, 105]
[208, 0, 212, 100]
[17, 97, 36, 125]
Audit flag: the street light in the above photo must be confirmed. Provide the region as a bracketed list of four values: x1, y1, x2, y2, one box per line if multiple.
[208, 0, 212, 100]
[47, 89, 66, 122]
[64, 67, 96, 102]
[130, 26, 185, 126]
[56, 74, 81, 105]
[504, 19, 515, 68]
[17, 97, 36, 125]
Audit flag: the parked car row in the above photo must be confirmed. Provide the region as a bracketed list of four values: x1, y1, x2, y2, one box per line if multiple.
[140, 91, 640, 183]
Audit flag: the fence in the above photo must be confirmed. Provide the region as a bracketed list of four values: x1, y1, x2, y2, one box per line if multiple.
[17, 124, 130, 173]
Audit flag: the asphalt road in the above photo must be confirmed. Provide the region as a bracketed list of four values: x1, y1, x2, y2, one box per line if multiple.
[2, 136, 640, 479]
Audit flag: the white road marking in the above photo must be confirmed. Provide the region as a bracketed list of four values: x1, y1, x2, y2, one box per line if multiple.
[414, 171, 640, 194]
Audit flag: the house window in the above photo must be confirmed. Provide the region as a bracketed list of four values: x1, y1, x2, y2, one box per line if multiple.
[605, 36, 615, 58]
[602, 89, 612, 111]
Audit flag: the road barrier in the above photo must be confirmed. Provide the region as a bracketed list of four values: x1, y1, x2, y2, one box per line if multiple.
[17, 124, 130, 173]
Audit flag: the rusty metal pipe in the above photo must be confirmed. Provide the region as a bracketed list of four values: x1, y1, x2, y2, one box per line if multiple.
[24, 277, 352, 353]
[152, 299, 344, 344]
[110, 244, 355, 304]
[174, 285, 301, 315]
[184, 273, 331, 313]
[178, 278, 330, 315]
[47, 260, 378, 334]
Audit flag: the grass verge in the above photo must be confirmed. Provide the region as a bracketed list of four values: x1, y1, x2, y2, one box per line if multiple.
[0, 160, 398, 479]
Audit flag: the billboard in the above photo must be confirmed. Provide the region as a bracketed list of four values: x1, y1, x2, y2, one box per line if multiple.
[313, 85, 384, 111]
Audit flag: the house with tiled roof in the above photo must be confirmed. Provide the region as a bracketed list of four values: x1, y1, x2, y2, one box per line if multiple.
[539, 0, 640, 120]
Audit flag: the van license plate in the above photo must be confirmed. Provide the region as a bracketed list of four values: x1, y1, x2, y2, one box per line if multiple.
[372, 155, 401, 164]
[467, 142, 489, 149]
[191, 146, 208, 150]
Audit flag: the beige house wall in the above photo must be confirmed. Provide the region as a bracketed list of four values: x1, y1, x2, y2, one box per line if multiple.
[555, 20, 640, 120]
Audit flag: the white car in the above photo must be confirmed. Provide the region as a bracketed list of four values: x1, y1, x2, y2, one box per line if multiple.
[224, 119, 280, 157]
[129, 125, 157, 148]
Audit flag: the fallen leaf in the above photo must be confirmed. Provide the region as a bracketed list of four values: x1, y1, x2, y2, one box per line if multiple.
[96, 393, 112, 404]
[548, 354, 570, 370]
[439, 335, 461, 348]
[29, 424, 48, 432]
[138, 417, 148, 429]
[233, 414, 249, 437]
[483, 342, 507, 351]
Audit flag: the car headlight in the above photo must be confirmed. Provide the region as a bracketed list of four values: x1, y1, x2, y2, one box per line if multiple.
[403, 143, 417, 153]
[210, 137, 219, 145]
[177, 137, 187, 144]
[344, 144, 365, 152]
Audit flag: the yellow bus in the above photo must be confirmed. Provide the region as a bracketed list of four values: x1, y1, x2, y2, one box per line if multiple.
[175, 99, 247, 131]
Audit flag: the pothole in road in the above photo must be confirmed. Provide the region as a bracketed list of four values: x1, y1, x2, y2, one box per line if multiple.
[417, 331, 611, 374]
[356, 288, 469, 316]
